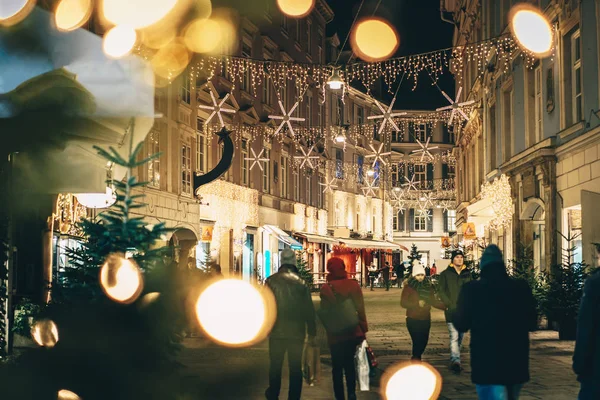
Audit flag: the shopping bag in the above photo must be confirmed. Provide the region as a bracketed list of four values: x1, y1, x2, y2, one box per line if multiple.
[302, 342, 321, 386]
[355, 340, 370, 391]
[366, 343, 378, 368]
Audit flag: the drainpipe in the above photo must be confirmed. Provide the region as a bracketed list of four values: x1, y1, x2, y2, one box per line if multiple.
[440, 0, 455, 25]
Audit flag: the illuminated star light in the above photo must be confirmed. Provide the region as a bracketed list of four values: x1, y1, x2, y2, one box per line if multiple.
[420, 192, 436, 208]
[244, 148, 269, 171]
[361, 178, 378, 197]
[402, 175, 419, 192]
[294, 145, 319, 169]
[367, 97, 407, 135]
[394, 200, 406, 214]
[198, 90, 237, 128]
[268, 100, 306, 136]
[436, 86, 476, 125]
[365, 143, 392, 167]
[412, 137, 439, 163]
[319, 177, 338, 194]
[417, 207, 432, 221]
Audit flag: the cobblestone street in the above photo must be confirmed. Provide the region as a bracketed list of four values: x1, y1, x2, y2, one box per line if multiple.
[178, 289, 579, 399]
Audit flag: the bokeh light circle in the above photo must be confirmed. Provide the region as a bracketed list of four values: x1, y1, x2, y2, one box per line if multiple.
[31, 319, 59, 348]
[351, 18, 399, 62]
[183, 18, 223, 53]
[509, 4, 553, 57]
[103, 25, 137, 59]
[151, 38, 191, 80]
[0, 0, 35, 27]
[99, 253, 144, 304]
[57, 389, 82, 400]
[381, 362, 442, 400]
[195, 279, 276, 347]
[193, 0, 213, 20]
[276, 0, 316, 18]
[55, 0, 93, 32]
[102, 0, 180, 29]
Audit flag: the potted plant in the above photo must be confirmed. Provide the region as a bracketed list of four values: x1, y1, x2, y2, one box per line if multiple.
[542, 232, 589, 340]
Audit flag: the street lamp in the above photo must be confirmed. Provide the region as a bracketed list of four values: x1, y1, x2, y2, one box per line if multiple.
[327, 68, 344, 90]
[335, 132, 346, 143]
[509, 3, 553, 58]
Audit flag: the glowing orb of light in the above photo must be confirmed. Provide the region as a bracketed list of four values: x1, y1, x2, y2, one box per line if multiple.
[193, 0, 213, 20]
[381, 362, 442, 400]
[99, 254, 144, 304]
[103, 25, 137, 59]
[31, 319, 59, 348]
[57, 389, 82, 400]
[75, 186, 117, 209]
[509, 3, 553, 58]
[183, 18, 223, 53]
[151, 39, 191, 79]
[102, 0, 180, 29]
[54, 0, 93, 32]
[195, 279, 276, 347]
[351, 18, 399, 62]
[276, 0, 316, 18]
[0, 0, 35, 27]
[138, 292, 161, 309]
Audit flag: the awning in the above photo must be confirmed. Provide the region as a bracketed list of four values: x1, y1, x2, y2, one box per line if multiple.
[466, 198, 495, 233]
[294, 232, 340, 245]
[0, 7, 154, 194]
[337, 238, 404, 250]
[264, 225, 303, 250]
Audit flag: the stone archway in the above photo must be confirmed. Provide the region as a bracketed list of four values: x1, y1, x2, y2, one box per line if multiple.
[519, 198, 546, 272]
[520, 198, 545, 221]
[169, 228, 198, 269]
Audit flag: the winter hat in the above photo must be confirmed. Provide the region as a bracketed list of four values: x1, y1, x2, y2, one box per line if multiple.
[280, 249, 296, 267]
[451, 250, 465, 264]
[327, 257, 347, 281]
[412, 261, 426, 276]
[479, 244, 507, 278]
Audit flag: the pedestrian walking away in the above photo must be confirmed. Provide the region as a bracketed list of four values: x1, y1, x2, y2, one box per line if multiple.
[320, 257, 368, 400]
[453, 245, 536, 400]
[400, 261, 446, 361]
[573, 244, 600, 400]
[378, 262, 392, 291]
[437, 249, 472, 372]
[394, 263, 406, 287]
[265, 249, 317, 400]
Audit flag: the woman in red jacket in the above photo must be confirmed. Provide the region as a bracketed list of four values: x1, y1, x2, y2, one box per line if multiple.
[320, 257, 368, 400]
[401, 261, 446, 361]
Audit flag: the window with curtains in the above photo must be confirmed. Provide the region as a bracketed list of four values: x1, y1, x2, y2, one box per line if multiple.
[181, 144, 192, 196]
[146, 130, 160, 188]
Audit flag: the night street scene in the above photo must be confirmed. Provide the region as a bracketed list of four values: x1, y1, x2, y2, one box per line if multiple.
[2, 0, 600, 399]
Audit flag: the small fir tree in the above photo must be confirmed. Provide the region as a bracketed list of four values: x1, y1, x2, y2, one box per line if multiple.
[296, 252, 314, 289]
[509, 243, 548, 324]
[407, 243, 422, 275]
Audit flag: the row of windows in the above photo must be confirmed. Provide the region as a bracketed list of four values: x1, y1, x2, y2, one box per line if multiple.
[392, 210, 456, 232]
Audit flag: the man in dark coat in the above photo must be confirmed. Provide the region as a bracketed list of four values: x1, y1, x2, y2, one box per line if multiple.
[454, 245, 536, 400]
[437, 249, 472, 372]
[265, 249, 317, 400]
[395, 263, 406, 287]
[378, 262, 392, 291]
[573, 245, 600, 400]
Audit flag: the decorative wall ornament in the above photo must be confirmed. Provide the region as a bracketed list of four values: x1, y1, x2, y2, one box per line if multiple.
[294, 144, 320, 169]
[319, 177, 338, 194]
[361, 178, 378, 197]
[245, 148, 269, 171]
[198, 90, 236, 128]
[268, 100, 306, 136]
[194, 127, 234, 192]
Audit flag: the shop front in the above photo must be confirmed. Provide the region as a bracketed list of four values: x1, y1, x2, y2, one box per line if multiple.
[332, 239, 401, 287]
[294, 232, 339, 283]
[257, 225, 303, 282]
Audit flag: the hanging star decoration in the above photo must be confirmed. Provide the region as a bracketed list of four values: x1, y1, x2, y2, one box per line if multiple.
[419, 192, 436, 209]
[294, 145, 319, 169]
[319, 177, 338, 194]
[417, 208, 432, 221]
[367, 98, 407, 135]
[268, 100, 305, 136]
[198, 90, 237, 128]
[436, 86, 476, 125]
[411, 137, 439, 162]
[244, 148, 270, 171]
[402, 175, 419, 192]
[393, 200, 406, 214]
[365, 143, 392, 167]
[361, 178, 378, 197]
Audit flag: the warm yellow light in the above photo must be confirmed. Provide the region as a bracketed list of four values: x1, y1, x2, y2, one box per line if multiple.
[276, 0, 316, 18]
[151, 39, 191, 79]
[381, 362, 442, 400]
[0, 0, 35, 27]
[138, 292, 161, 308]
[75, 186, 116, 209]
[103, 25, 137, 59]
[55, 0, 93, 32]
[327, 69, 344, 90]
[183, 18, 223, 53]
[351, 18, 399, 62]
[141, 27, 177, 49]
[509, 4, 553, 57]
[209, 8, 238, 54]
[57, 390, 82, 400]
[195, 279, 276, 347]
[194, 0, 213, 20]
[102, 0, 180, 29]
[31, 319, 59, 348]
[100, 254, 144, 304]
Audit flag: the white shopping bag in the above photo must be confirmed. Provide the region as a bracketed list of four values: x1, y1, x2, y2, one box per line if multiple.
[355, 340, 370, 391]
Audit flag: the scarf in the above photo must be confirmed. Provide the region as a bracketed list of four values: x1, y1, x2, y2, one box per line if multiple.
[408, 277, 432, 301]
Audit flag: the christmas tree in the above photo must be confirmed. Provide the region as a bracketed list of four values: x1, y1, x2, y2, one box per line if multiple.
[0, 135, 190, 398]
[296, 252, 314, 289]
[407, 243, 422, 275]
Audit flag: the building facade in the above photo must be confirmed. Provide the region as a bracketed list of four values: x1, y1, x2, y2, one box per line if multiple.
[449, 0, 600, 270]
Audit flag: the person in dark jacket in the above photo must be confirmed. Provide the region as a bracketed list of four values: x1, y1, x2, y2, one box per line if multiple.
[320, 257, 368, 400]
[378, 262, 392, 291]
[395, 263, 406, 287]
[437, 249, 472, 372]
[401, 261, 446, 360]
[454, 245, 536, 400]
[573, 244, 600, 400]
[265, 249, 317, 400]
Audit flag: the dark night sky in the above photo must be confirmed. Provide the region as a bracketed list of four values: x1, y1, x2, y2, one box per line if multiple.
[326, 0, 455, 110]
